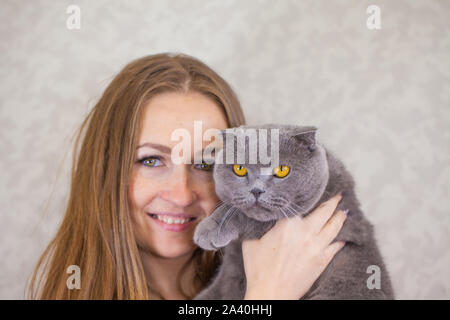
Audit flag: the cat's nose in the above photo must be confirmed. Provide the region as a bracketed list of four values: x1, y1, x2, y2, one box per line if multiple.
[250, 188, 265, 199]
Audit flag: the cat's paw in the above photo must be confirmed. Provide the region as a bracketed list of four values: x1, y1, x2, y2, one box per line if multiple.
[193, 217, 221, 251]
[194, 217, 235, 251]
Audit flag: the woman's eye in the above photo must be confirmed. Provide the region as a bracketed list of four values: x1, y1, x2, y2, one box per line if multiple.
[139, 157, 162, 167]
[195, 162, 213, 171]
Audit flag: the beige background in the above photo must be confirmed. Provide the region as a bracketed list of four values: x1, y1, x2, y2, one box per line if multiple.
[0, 0, 449, 299]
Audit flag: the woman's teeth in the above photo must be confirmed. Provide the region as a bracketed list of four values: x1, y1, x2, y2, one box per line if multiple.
[150, 214, 195, 225]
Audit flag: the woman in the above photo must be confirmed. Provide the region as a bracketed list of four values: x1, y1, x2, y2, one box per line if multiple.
[28, 53, 346, 299]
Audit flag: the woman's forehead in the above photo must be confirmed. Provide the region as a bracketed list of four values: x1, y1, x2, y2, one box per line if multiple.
[139, 91, 228, 146]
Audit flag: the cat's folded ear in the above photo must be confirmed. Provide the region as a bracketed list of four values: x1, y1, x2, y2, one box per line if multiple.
[290, 126, 318, 152]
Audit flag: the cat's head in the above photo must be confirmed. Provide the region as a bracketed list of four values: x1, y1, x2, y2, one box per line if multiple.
[212, 124, 329, 221]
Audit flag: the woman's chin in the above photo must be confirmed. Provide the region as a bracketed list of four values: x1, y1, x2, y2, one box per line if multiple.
[150, 242, 196, 259]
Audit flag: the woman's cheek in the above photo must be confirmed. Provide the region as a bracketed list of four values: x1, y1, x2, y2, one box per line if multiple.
[129, 170, 145, 210]
[192, 171, 220, 215]
[129, 167, 165, 209]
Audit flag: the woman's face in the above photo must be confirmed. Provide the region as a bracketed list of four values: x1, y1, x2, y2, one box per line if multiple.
[129, 91, 228, 259]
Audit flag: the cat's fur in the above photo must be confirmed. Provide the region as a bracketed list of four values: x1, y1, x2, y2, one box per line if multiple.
[193, 124, 394, 300]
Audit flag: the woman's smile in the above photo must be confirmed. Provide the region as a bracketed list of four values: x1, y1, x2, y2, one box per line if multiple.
[147, 212, 198, 232]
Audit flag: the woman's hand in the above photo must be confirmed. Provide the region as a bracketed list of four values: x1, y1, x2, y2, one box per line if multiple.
[242, 193, 347, 300]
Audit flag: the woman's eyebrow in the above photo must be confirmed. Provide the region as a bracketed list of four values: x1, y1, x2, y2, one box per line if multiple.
[137, 142, 171, 154]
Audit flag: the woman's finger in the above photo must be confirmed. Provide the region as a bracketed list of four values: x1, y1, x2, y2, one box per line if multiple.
[303, 193, 343, 234]
[322, 241, 346, 267]
[317, 209, 347, 248]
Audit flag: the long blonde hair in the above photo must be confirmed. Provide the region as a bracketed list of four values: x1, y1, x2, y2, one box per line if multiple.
[28, 53, 246, 299]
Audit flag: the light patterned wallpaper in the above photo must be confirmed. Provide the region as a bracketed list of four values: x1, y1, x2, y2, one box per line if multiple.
[0, 0, 449, 299]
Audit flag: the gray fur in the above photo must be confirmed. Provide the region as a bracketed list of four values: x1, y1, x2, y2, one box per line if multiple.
[193, 124, 394, 300]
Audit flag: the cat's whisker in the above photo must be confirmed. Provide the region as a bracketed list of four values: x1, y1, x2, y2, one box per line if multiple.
[289, 203, 306, 217]
[219, 207, 240, 238]
[211, 200, 229, 213]
[270, 201, 285, 208]
[289, 202, 302, 210]
[279, 208, 290, 220]
[270, 197, 288, 204]
[234, 199, 247, 206]
[285, 205, 303, 221]
[215, 205, 234, 234]
[284, 205, 296, 217]
[212, 203, 224, 213]
[285, 205, 297, 215]
[217, 206, 239, 240]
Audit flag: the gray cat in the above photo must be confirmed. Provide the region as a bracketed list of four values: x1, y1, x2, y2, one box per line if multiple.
[193, 124, 394, 300]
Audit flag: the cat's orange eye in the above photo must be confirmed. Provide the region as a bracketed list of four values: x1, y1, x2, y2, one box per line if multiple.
[273, 165, 290, 178]
[233, 164, 247, 177]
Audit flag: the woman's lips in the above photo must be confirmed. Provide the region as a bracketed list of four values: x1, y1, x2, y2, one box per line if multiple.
[147, 212, 198, 232]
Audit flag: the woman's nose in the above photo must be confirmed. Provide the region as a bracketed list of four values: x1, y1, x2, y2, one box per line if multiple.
[159, 166, 197, 207]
